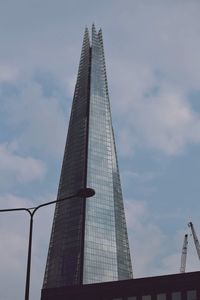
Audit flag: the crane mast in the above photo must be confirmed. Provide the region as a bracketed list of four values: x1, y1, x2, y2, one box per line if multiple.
[188, 222, 200, 260]
[180, 234, 188, 273]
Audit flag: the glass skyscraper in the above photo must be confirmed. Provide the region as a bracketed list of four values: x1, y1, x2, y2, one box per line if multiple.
[42, 25, 133, 291]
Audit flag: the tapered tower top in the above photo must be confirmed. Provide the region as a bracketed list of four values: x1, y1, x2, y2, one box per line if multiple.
[42, 26, 133, 296]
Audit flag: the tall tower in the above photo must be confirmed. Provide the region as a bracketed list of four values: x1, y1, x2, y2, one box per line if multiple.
[42, 25, 133, 291]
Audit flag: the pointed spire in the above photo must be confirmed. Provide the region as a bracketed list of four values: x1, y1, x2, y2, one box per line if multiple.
[78, 27, 90, 71]
[92, 23, 98, 43]
[98, 28, 103, 45]
[92, 23, 97, 33]
[98, 27, 102, 35]
[82, 26, 90, 47]
[42, 25, 133, 291]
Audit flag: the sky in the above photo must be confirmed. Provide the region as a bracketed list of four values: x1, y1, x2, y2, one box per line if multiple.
[0, 0, 200, 299]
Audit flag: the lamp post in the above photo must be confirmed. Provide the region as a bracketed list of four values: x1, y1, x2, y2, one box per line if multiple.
[0, 187, 95, 300]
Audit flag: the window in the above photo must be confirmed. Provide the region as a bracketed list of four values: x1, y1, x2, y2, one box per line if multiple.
[157, 294, 166, 300]
[172, 292, 181, 300]
[142, 296, 151, 300]
[127, 297, 137, 300]
[187, 290, 197, 300]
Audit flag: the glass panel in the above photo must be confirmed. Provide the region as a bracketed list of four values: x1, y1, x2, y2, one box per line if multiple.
[127, 297, 137, 300]
[84, 26, 132, 284]
[142, 296, 151, 300]
[84, 24, 118, 285]
[43, 28, 91, 288]
[187, 290, 197, 300]
[157, 294, 166, 300]
[172, 292, 181, 300]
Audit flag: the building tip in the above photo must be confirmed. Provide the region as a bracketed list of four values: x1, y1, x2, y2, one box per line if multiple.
[92, 23, 97, 32]
[98, 28, 103, 36]
[84, 26, 89, 33]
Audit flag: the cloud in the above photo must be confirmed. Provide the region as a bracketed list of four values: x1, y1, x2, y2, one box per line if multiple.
[107, 1, 200, 157]
[122, 170, 158, 184]
[132, 88, 200, 155]
[125, 199, 166, 277]
[125, 199, 199, 277]
[109, 0, 200, 89]
[0, 2, 200, 299]
[0, 194, 54, 300]
[114, 69, 200, 156]
[1, 80, 67, 158]
[157, 227, 200, 275]
[0, 230, 27, 300]
[0, 65, 19, 82]
[0, 143, 46, 183]
[1, 1, 200, 159]
[0, 195, 32, 300]
[117, 128, 136, 157]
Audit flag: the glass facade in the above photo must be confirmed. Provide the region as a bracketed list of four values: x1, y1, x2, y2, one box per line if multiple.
[42, 25, 133, 289]
[84, 26, 118, 283]
[43, 28, 91, 288]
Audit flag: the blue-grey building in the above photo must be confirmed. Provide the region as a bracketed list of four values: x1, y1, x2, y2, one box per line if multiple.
[42, 25, 133, 292]
[41, 26, 200, 300]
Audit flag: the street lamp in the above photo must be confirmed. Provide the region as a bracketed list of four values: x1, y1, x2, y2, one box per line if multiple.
[0, 187, 95, 300]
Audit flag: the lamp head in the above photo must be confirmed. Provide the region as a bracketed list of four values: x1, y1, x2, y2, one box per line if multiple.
[77, 188, 95, 198]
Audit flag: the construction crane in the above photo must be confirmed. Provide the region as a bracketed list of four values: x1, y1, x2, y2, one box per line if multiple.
[180, 234, 188, 273]
[188, 222, 200, 260]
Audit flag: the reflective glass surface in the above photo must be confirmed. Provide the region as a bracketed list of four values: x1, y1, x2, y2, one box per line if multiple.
[84, 26, 132, 283]
[43, 25, 132, 288]
[84, 26, 118, 283]
[43, 28, 91, 288]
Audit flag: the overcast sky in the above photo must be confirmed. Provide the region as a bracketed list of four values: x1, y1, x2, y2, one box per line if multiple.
[1, 1, 200, 299]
